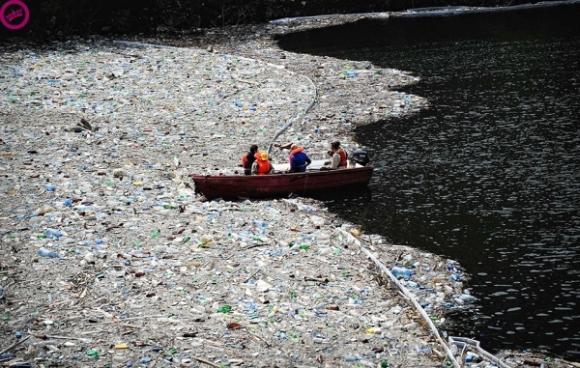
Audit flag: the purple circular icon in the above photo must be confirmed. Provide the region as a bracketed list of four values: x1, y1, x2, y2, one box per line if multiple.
[1, 0, 30, 31]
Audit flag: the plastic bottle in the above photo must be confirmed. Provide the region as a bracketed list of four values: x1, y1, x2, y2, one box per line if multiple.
[217, 305, 232, 313]
[465, 352, 481, 363]
[391, 266, 413, 280]
[38, 247, 60, 258]
[43, 228, 63, 240]
[94, 239, 106, 250]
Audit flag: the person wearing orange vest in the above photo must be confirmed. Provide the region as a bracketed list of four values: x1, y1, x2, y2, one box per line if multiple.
[330, 141, 348, 169]
[251, 151, 274, 175]
[288, 144, 312, 173]
[241, 144, 258, 175]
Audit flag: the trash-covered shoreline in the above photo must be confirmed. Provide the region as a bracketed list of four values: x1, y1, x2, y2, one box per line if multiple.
[1, 16, 576, 368]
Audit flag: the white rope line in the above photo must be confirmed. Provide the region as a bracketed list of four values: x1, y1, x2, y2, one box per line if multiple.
[336, 229, 461, 368]
[268, 72, 317, 155]
[231, 55, 318, 155]
[337, 229, 515, 368]
[112, 40, 318, 156]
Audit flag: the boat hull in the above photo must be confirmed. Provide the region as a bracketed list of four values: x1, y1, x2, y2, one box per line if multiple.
[191, 167, 373, 199]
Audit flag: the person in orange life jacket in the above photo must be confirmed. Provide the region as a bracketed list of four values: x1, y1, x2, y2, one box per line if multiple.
[288, 144, 312, 173]
[329, 141, 348, 169]
[251, 151, 274, 175]
[241, 144, 258, 175]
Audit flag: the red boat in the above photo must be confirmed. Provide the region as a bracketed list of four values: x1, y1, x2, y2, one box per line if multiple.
[191, 165, 373, 199]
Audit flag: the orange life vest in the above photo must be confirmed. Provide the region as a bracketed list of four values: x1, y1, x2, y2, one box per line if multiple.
[289, 146, 304, 163]
[337, 148, 348, 168]
[254, 153, 272, 175]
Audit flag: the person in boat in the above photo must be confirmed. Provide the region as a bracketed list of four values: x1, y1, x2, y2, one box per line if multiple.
[328, 141, 348, 169]
[251, 151, 274, 175]
[241, 144, 258, 175]
[288, 144, 312, 173]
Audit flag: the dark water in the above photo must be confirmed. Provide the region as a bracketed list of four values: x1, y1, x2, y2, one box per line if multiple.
[278, 4, 580, 360]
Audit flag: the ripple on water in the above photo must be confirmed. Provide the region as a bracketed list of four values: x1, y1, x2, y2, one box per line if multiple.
[278, 9, 580, 360]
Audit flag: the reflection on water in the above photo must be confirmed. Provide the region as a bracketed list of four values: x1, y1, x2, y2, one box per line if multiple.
[278, 4, 580, 359]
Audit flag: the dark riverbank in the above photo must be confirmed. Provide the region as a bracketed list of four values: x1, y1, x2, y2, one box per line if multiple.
[0, 0, 572, 40]
[277, 1, 580, 361]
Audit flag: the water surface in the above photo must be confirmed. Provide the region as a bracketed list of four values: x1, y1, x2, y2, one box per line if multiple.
[278, 4, 580, 359]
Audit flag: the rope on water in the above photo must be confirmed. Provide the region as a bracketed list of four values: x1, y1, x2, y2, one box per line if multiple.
[112, 40, 318, 156]
[337, 229, 513, 368]
[229, 54, 318, 155]
[267, 72, 318, 155]
[336, 229, 460, 368]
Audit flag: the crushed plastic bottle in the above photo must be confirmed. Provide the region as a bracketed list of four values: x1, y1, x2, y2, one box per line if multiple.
[37, 247, 60, 258]
[217, 305, 232, 314]
[465, 352, 482, 363]
[43, 228, 63, 240]
[391, 266, 413, 280]
[86, 349, 100, 360]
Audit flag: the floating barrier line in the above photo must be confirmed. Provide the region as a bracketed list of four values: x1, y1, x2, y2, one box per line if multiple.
[229, 55, 318, 155]
[270, 0, 580, 24]
[268, 72, 317, 155]
[337, 229, 514, 368]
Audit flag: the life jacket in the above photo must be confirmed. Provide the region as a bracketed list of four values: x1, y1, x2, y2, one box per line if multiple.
[288, 147, 304, 167]
[337, 148, 348, 168]
[289, 146, 304, 161]
[254, 152, 271, 175]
